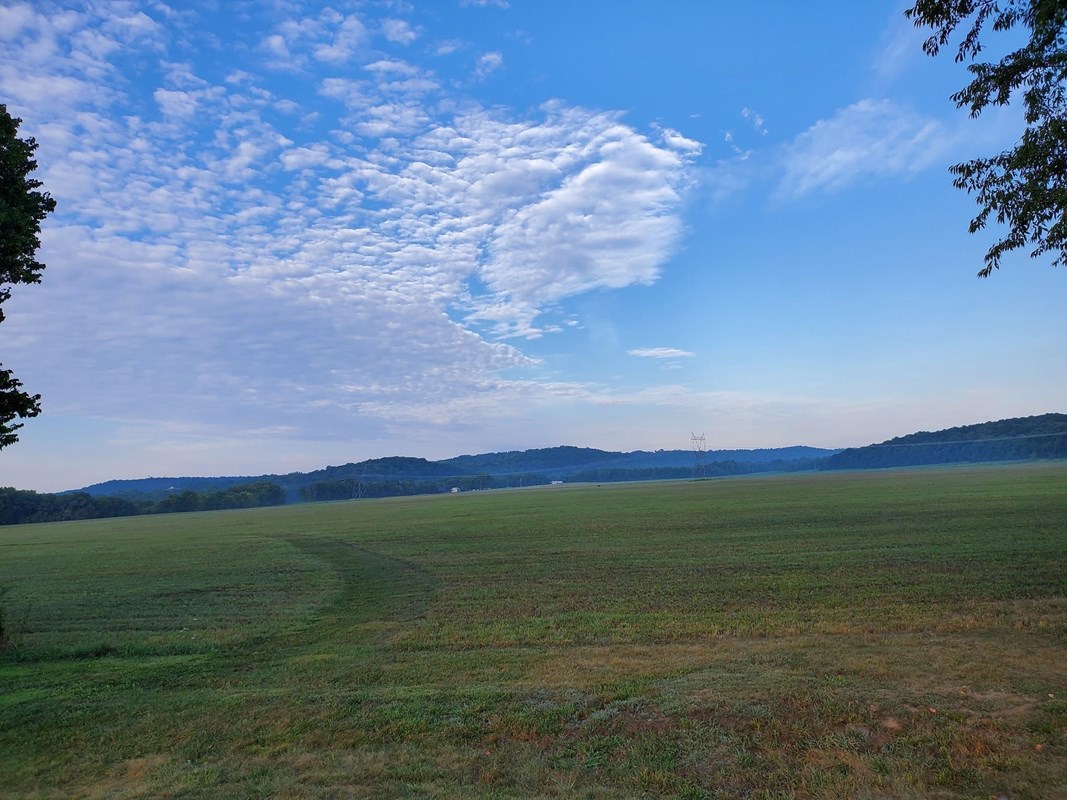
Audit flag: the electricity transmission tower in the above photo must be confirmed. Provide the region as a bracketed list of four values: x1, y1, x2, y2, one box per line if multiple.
[691, 433, 707, 479]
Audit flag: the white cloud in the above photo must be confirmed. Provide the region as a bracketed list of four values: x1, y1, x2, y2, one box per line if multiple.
[741, 106, 767, 135]
[153, 87, 198, 118]
[0, 3, 36, 40]
[108, 9, 160, 37]
[314, 15, 367, 63]
[259, 11, 370, 68]
[656, 124, 702, 155]
[720, 129, 750, 161]
[261, 33, 290, 60]
[279, 144, 335, 171]
[778, 98, 945, 198]
[0, 2, 700, 447]
[381, 18, 417, 45]
[628, 348, 695, 359]
[873, 9, 928, 83]
[364, 58, 419, 76]
[434, 39, 462, 56]
[474, 50, 503, 80]
[462, 109, 696, 337]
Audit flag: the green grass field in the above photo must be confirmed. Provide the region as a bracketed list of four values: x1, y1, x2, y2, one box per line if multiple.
[2, 463, 1065, 799]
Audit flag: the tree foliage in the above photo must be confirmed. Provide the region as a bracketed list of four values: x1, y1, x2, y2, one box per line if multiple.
[906, 0, 1067, 276]
[0, 481, 288, 525]
[821, 412, 1067, 469]
[0, 104, 55, 446]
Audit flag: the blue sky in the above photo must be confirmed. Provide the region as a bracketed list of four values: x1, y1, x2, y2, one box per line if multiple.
[0, 0, 1062, 492]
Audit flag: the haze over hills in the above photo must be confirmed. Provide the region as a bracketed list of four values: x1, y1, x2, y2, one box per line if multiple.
[1, 414, 1064, 527]
[69, 413, 1067, 500]
[821, 413, 1067, 470]
[76, 445, 837, 499]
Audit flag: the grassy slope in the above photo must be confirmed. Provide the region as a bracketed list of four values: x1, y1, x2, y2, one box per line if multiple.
[1, 463, 1065, 799]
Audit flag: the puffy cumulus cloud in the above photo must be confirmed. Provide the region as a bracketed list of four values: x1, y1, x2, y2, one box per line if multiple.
[0, 1, 699, 445]
[778, 98, 945, 198]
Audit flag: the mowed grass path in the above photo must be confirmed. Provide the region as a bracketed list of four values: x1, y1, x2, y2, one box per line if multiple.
[1, 464, 1065, 798]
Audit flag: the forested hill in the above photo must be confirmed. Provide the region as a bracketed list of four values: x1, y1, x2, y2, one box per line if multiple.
[442, 445, 833, 474]
[64, 414, 1067, 500]
[820, 414, 1067, 470]
[76, 445, 838, 498]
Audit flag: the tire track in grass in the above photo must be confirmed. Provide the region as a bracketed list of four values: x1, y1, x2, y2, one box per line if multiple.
[279, 536, 438, 638]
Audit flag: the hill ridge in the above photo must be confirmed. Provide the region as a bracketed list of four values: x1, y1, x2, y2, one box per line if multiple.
[69, 413, 1067, 498]
[76, 445, 838, 498]
[821, 413, 1067, 470]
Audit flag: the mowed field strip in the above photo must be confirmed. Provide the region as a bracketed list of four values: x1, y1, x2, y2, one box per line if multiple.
[2, 463, 1065, 799]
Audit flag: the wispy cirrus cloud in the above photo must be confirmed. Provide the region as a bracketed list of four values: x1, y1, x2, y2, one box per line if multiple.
[628, 348, 696, 359]
[777, 98, 945, 198]
[872, 9, 929, 83]
[741, 106, 767, 135]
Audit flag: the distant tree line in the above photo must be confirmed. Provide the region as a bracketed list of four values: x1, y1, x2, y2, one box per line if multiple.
[298, 473, 537, 501]
[444, 446, 625, 473]
[297, 460, 822, 501]
[299, 479, 434, 502]
[153, 482, 286, 513]
[4, 414, 1064, 523]
[0, 481, 285, 525]
[0, 489, 142, 525]
[569, 459, 819, 483]
[819, 432, 1067, 471]
[819, 414, 1067, 471]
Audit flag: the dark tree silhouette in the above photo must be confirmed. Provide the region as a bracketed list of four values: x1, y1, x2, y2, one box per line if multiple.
[906, 0, 1067, 276]
[0, 104, 55, 447]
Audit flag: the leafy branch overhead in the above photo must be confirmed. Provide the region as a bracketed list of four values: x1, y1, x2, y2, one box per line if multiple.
[906, 0, 1067, 276]
[0, 104, 55, 448]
